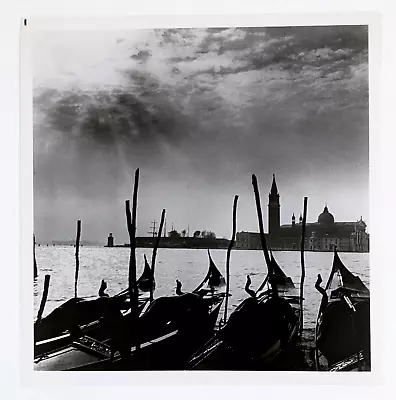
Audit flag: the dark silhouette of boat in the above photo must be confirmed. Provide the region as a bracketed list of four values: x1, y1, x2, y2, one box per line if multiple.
[185, 175, 306, 371]
[34, 259, 154, 358]
[34, 251, 226, 371]
[314, 247, 370, 371]
[192, 250, 226, 294]
[136, 254, 156, 293]
[186, 250, 301, 370]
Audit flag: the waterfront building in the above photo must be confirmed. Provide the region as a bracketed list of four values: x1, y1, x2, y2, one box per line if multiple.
[236, 175, 369, 252]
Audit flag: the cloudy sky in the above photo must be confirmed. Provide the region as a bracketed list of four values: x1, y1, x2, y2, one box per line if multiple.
[32, 26, 369, 243]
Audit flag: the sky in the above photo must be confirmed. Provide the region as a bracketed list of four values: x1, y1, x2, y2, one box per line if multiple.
[32, 26, 369, 244]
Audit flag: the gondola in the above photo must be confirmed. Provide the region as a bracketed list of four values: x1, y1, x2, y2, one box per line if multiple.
[314, 247, 370, 371]
[186, 175, 305, 371]
[192, 250, 226, 294]
[186, 251, 301, 370]
[34, 255, 154, 358]
[34, 251, 226, 371]
[136, 254, 156, 293]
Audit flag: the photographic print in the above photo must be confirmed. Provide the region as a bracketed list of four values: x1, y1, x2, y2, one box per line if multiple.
[30, 23, 369, 372]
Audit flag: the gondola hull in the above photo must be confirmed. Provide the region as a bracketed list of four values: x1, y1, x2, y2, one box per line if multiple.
[34, 296, 223, 371]
[187, 292, 301, 370]
[34, 298, 148, 359]
[314, 249, 370, 371]
[315, 296, 370, 371]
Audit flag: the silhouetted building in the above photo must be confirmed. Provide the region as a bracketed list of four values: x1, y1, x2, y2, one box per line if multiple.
[268, 174, 280, 237]
[236, 175, 369, 252]
[235, 231, 265, 250]
[122, 237, 230, 249]
[107, 233, 114, 247]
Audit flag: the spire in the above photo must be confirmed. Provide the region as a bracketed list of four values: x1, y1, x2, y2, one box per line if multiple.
[268, 174, 280, 205]
[270, 174, 278, 195]
[268, 173, 280, 235]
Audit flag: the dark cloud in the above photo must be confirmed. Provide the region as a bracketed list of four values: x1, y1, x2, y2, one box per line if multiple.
[187, 26, 367, 81]
[262, 26, 368, 52]
[35, 75, 188, 150]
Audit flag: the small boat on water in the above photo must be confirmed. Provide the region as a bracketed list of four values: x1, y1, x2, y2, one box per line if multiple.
[314, 247, 370, 371]
[136, 254, 156, 293]
[186, 175, 306, 371]
[34, 251, 226, 371]
[193, 250, 226, 294]
[34, 258, 154, 358]
[186, 251, 301, 370]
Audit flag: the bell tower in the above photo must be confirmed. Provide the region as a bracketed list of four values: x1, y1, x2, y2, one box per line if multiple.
[268, 174, 280, 235]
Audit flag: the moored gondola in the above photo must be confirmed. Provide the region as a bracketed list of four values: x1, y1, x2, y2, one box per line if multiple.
[34, 178, 160, 358]
[34, 169, 226, 371]
[186, 176, 306, 370]
[137, 254, 156, 293]
[187, 250, 226, 297]
[314, 247, 370, 371]
[34, 262, 153, 358]
[33, 251, 226, 371]
[186, 252, 301, 370]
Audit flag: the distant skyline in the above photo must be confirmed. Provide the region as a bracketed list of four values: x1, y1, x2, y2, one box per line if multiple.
[33, 26, 369, 243]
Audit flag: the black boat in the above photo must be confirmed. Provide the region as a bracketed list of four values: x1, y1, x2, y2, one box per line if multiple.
[186, 251, 301, 370]
[186, 175, 305, 371]
[34, 258, 153, 358]
[34, 251, 226, 371]
[192, 250, 226, 294]
[136, 254, 156, 293]
[314, 248, 370, 371]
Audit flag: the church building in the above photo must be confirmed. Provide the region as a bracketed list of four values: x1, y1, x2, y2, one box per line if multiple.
[236, 175, 369, 252]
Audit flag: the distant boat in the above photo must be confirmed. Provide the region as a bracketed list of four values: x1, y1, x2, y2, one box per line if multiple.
[190, 250, 226, 295]
[314, 248, 370, 371]
[136, 255, 156, 293]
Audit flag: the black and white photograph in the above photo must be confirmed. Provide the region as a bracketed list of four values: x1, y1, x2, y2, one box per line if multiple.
[30, 23, 370, 372]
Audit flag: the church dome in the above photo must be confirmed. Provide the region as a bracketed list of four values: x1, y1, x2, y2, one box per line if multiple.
[318, 206, 335, 225]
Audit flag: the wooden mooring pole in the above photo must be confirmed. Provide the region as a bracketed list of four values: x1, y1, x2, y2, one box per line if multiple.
[223, 195, 238, 324]
[74, 220, 81, 298]
[299, 197, 308, 336]
[125, 200, 136, 309]
[126, 169, 140, 347]
[33, 234, 38, 279]
[37, 274, 51, 322]
[252, 174, 276, 295]
[150, 208, 166, 303]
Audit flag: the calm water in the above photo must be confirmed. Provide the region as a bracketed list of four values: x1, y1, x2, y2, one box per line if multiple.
[33, 247, 369, 330]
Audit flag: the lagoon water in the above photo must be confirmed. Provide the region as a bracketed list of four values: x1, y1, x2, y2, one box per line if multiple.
[33, 247, 369, 330]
